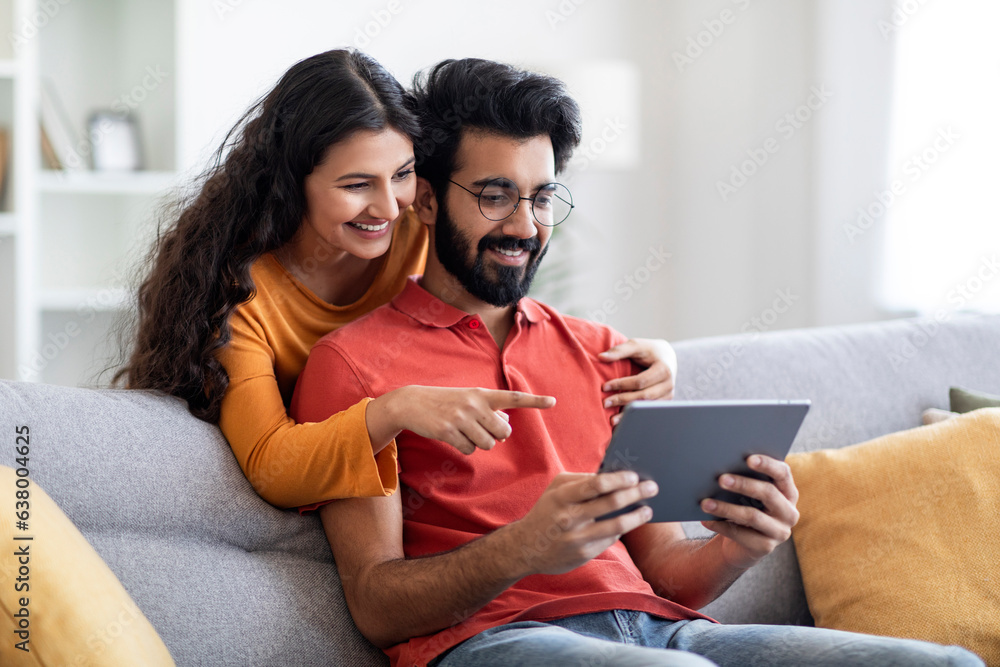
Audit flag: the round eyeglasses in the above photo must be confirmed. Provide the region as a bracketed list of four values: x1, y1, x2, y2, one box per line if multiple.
[448, 177, 574, 227]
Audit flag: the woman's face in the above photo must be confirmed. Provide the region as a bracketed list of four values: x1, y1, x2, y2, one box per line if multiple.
[299, 128, 416, 261]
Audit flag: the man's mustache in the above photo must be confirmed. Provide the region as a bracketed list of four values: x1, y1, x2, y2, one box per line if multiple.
[477, 234, 542, 254]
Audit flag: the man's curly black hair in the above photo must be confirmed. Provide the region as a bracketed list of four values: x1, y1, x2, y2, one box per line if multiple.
[407, 58, 583, 194]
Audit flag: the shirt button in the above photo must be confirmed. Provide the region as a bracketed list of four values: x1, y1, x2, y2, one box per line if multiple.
[468, 319, 481, 329]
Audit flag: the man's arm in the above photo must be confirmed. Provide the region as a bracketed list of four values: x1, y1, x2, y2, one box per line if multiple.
[320, 470, 657, 649]
[621, 523, 747, 611]
[622, 455, 800, 611]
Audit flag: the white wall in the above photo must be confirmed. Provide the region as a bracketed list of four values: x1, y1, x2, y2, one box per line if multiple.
[812, 0, 897, 327]
[176, 0, 901, 341]
[624, 0, 820, 340]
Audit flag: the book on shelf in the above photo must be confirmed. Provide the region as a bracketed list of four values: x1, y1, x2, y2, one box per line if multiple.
[40, 78, 85, 171]
[40, 123, 61, 169]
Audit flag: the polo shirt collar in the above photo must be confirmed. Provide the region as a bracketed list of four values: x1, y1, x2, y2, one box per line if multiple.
[518, 296, 549, 324]
[392, 276, 550, 328]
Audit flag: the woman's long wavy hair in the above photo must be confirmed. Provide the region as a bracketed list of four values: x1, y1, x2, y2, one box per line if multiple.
[114, 49, 420, 423]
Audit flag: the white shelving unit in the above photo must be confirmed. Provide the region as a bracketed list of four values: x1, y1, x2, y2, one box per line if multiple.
[0, 0, 26, 383]
[0, 0, 178, 386]
[37, 170, 179, 194]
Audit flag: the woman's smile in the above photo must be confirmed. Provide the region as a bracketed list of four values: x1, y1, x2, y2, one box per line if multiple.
[346, 218, 392, 239]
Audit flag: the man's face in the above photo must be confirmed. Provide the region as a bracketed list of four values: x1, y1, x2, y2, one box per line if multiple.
[433, 132, 556, 307]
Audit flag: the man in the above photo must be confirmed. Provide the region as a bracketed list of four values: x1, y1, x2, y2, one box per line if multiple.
[291, 59, 982, 667]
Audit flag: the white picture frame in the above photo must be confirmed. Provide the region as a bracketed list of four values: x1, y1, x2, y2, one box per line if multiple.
[89, 111, 142, 171]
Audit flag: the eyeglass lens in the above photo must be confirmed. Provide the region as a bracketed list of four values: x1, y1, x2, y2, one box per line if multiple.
[478, 178, 573, 226]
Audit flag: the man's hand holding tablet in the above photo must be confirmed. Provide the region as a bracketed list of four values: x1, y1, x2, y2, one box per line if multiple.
[597, 400, 810, 522]
[698, 451, 802, 570]
[592, 400, 810, 602]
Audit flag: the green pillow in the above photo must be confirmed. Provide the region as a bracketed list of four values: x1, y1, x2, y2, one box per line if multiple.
[950, 386, 1000, 414]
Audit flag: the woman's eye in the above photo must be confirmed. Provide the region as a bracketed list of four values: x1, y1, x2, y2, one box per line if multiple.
[394, 169, 414, 180]
[342, 183, 368, 191]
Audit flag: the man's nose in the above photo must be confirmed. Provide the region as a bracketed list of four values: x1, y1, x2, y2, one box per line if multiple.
[500, 201, 538, 240]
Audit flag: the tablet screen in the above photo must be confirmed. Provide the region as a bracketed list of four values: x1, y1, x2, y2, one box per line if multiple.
[597, 400, 810, 522]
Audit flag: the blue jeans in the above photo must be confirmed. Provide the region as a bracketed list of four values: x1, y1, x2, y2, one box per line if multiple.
[431, 610, 984, 667]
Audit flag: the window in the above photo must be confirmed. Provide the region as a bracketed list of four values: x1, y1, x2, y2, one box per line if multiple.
[879, 0, 1000, 314]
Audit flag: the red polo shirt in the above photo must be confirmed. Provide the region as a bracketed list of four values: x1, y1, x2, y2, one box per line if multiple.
[291, 277, 712, 667]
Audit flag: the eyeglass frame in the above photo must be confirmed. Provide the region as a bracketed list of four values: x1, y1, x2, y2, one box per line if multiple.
[447, 177, 574, 227]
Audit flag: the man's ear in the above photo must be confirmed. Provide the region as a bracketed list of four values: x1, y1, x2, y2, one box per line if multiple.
[413, 177, 438, 227]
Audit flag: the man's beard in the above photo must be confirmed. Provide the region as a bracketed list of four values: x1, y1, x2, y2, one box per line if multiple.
[434, 199, 549, 308]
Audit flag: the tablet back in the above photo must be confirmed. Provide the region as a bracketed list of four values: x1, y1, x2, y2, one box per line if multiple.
[598, 400, 810, 522]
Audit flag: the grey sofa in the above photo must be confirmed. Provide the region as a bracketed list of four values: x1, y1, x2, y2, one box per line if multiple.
[2, 313, 998, 665]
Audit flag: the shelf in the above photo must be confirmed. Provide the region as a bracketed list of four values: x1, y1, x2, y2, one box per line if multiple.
[0, 213, 15, 236]
[5, 0, 179, 385]
[37, 170, 179, 195]
[38, 287, 131, 312]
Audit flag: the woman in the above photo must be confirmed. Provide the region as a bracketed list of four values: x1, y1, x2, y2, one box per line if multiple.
[117, 49, 676, 509]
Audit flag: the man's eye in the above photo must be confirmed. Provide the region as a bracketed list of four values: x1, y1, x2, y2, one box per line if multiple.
[481, 188, 512, 204]
[534, 195, 553, 208]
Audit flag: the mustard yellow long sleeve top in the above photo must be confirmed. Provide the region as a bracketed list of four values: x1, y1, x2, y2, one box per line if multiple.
[215, 210, 427, 508]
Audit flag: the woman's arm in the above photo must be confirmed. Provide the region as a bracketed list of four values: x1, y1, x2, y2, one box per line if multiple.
[292, 343, 556, 454]
[364, 385, 555, 454]
[217, 312, 556, 508]
[216, 322, 396, 508]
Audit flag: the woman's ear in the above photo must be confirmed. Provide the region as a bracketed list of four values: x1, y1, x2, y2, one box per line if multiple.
[413, 177, 438, 227]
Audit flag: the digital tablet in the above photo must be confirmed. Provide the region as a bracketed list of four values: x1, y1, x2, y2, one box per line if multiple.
[597, 400, 811, 522]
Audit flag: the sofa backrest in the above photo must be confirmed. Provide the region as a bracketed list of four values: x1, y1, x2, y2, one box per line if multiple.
[2, 313, 997, 661]
[0, 381, 387, 666]
[673, 313, 1000, 625]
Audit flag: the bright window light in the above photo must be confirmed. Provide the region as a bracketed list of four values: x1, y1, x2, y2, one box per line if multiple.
[879, 0, 1000, 314]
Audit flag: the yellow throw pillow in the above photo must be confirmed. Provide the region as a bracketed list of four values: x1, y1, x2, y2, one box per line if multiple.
[787, 408, 1000, 666]
[0, 466, 175, 666]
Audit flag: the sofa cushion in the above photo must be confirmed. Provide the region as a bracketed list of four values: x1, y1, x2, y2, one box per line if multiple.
[0, 464, 175, 666]
[674, 313, 1000, 626]
[0, 380, 387, 667]
[786, 408, 1000, 664]
[951, 386, 1000, 413]
[921, 407, 958, 425]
